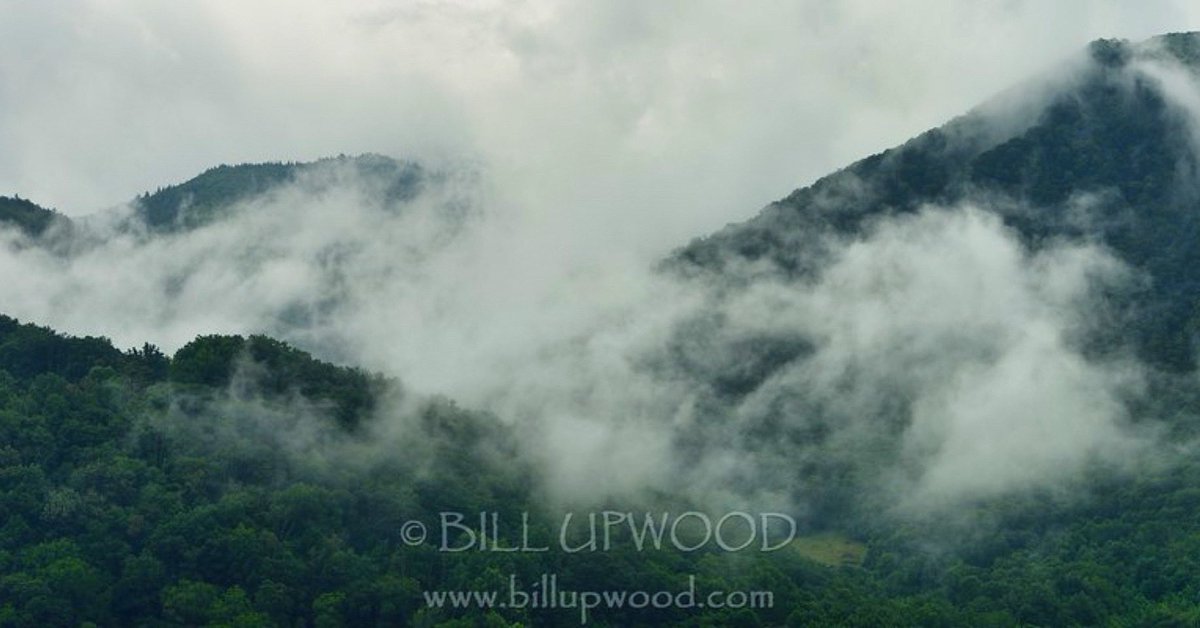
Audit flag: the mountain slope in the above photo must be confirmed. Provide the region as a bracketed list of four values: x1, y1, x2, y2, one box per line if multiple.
[3, 272, 1200, 625]
[648, 33, 1200, 527]
[5, 32, 1200, 626]
[675, 33, 1200, 371]
[0, 196, 69, 239]
[131, 154, 424, 232]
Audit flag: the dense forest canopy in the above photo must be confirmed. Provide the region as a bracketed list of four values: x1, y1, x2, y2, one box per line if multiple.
[674, 34, 1200, 373]
[0, 197, 64, 240]
[131, 155, 425, 233]
[1, 316, 1200, 625]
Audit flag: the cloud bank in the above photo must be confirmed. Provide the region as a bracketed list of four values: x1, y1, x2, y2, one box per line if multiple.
[3, 3, 1199, 520]
[0, 176, 1159, 521]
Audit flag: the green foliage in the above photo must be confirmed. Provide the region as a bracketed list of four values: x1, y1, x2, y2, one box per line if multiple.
[170, 333, 379, 428]
[135, 162, 298, 231]
[0, 316, 124, 381]
[133, 154, 423, 233]
[0, 315, 1197, 625]
[675, 33, 1200, 374]
[0, 196, 67, 238]
[169, 335, 248, 388]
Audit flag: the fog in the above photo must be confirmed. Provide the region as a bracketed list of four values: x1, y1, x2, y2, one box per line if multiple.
[3, 3, 1200, 518]
[0, 170, 1163, 519]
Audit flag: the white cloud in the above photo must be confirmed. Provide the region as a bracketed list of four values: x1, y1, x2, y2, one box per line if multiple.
[3, 1, 1199, 245]
[0, 1, 1195, 514]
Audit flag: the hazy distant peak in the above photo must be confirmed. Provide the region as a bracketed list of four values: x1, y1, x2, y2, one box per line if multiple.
[1088, 32, 1200, 69]
[131, 153, 424, 233]
[674, 32, 1200, 371]
[0, 195, 70, 239]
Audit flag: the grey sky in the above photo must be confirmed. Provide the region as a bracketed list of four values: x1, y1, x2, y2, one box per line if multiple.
[2, 0, 1198, 252]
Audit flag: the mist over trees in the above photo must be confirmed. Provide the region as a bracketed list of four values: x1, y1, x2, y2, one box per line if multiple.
[2, 315, 1200, 625]
[4, 32, 1200, 626]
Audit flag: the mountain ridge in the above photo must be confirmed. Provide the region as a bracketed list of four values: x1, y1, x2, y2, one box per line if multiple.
[0, 195, 67, 239]
[671, 31, 1200, 371]
[129, 153, 424, 233]
[3, 31, 1200, 625]
[0, 153, 425, 238]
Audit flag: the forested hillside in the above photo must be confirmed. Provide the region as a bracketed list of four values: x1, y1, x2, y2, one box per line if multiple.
[0, 197, 66, 240]
[676, 34, 1200, 371]
[131, 154, 425, 233]
[2, 317, 1200, 625]
[6, 32, 1200, 626]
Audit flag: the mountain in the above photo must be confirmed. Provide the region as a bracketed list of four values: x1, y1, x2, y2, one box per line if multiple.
[0, 195, 69, 239]
[6, 33, 1200, 626]
[0, 154, 427, 239]
[640, 32, 1200, 530]
[675, 32, 1200, 371]
[3, 305, 1200, 625]
[130, 153, 425, 232]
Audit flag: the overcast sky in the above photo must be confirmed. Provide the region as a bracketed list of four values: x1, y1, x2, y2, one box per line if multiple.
[2, 1, 1199, 249]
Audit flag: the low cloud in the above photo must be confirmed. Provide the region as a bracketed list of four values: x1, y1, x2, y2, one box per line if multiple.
[0, 149, 1170, 526]
[621, 207, 1150, 518]
[2, 9, 1198, 524]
